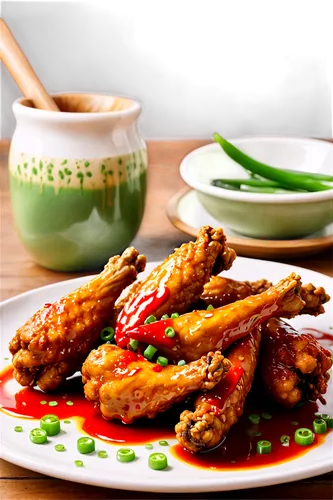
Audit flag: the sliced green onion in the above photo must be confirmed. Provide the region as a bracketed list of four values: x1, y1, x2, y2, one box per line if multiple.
[149, 452, 168, 470]
[261, 412, 272, 420]
[129, 339, 139, 351]
[280, 435, 290, 446]
[161, 314, 169, 320]
[54, 444, 66, 452]
[144, 344, 157, 361]
[315, 413, 331, 423]
[171, 312, 180, 318]
[156, 356, 168, 367]
[74, 460, 84, 467]
[100, 327, 115, 343]
[66, 401, 74, 406]
[64, 420, 71, 424]
[48, 401, 58, 407]
[294, 428, 314, 446]
[116, 448, 135, 463]
[144, 315, 156, 324]
[30, 428, 47, 444]
[40, 414, 61, 436]
[40, 400, 47, 405]
[165, 326, 175, 338]
[159, 440, 169, 446]
[178, 360, 186, 366]
[14, 426, 23, 432]
[98, 450, 108, 458]
[77, 436, 95, 454]
[291, 421, 299, 426]
[256, 440, 272, 454]
[326, 417, 333, 429]
[248, 414, 260, 424]
[313, 418, 327, 434]
[145, 443, 153, 450]
[206, 304, 214, 310]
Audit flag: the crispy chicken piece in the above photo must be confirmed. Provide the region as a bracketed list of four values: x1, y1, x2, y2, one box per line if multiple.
[115, 226, 236, 347]
[197, 277, 272, 309]
[199, 276, 330, 314]
[82, 344, 231, 423]
[124, 273, 305, 362]
[175, 328, 261, 452]
[9, 248, 146, 391]
[259, 318, 333, 408]
[299, 283, 330, 316]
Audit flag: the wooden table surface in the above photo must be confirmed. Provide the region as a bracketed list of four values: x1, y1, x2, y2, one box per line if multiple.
[0, 139, 332, 499]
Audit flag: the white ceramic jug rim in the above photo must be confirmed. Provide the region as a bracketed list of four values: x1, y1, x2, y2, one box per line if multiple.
[13, 92, 142, 122]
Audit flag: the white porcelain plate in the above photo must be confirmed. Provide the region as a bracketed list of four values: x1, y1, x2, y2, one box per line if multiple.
[1, 259, 332, 493]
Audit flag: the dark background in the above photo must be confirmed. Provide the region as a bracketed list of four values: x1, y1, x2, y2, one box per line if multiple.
[0, 0, 333, 137]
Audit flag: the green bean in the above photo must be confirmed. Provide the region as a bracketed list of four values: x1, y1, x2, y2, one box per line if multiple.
[211, 178, 296, 193]
[213, 133, 332, 192]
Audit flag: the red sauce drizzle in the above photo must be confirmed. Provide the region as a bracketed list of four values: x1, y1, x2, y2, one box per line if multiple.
[214, 303, 279, 352]
[201, 365, 244, 411]
[126, 319, 176, 350]
[0, 367, 331, 467]
[0, 367, 173, 444]
[171, 395, 331, 470]
[152, 365, 163, 373]
[115, 285, 170, 347]
[118, 350, 143, 367]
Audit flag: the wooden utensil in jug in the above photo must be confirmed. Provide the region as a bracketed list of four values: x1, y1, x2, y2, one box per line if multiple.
[0, 18, 59, 111]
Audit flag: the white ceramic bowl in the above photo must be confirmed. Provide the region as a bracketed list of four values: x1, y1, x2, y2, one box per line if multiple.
[180, 137, 333, 239]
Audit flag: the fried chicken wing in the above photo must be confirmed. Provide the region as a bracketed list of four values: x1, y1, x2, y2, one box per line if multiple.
[199, 276, 330, 313]
[259, 318, 333, 408]
[197, 277, 272, 309]
[82, 344, 231, 423]
[9, 248, 146, 391]
[175, 328, 261, 452]
[115, 226, 236, 347]
[125, 273, 304, 362]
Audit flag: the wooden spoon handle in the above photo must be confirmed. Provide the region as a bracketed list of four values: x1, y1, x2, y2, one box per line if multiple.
[0, 18, 59, 111]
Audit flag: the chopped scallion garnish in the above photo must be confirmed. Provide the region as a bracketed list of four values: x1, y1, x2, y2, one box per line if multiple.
[165, 326, 175, 338]
[144, 344, 157, 361]
[294, 428, 314, 446]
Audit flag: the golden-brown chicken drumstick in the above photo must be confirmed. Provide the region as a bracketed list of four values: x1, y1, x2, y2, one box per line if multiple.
[82, 344, 231, 423]
[199, 276, 330, 314]
[115, 226, 236, 347]
[175, 277, 331, 452]
[9, 248, 146, 391]
[259, 318, 332, 408]
[175, 328, 261, 452]
[122, 273, 304, 362]
[197, 277, 272, 308]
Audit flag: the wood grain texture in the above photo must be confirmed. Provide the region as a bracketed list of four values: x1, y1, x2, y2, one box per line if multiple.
[0, 138, 332, 499]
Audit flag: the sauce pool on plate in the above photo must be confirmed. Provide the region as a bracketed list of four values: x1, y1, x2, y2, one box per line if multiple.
[1, 361, 331, 470]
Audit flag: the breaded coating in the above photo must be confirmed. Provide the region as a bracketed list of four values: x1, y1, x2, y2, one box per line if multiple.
[82, 344, 231, 423]
[9, 248, 146, 391]
[259, 318, 332, 408]
[115, 226, 236, 347]
[125, 273, 305, 362]
[175, 329, 261, 452]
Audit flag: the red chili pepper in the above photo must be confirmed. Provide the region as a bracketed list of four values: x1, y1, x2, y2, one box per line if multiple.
[115, 285, 170, 347]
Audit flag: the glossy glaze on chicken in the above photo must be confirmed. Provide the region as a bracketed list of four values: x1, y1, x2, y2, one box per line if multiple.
[8, 226, 332, 455]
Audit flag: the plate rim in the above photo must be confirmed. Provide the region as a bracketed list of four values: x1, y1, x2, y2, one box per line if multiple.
[1, 259, 332, 492]
[166, 187, 333, 259]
